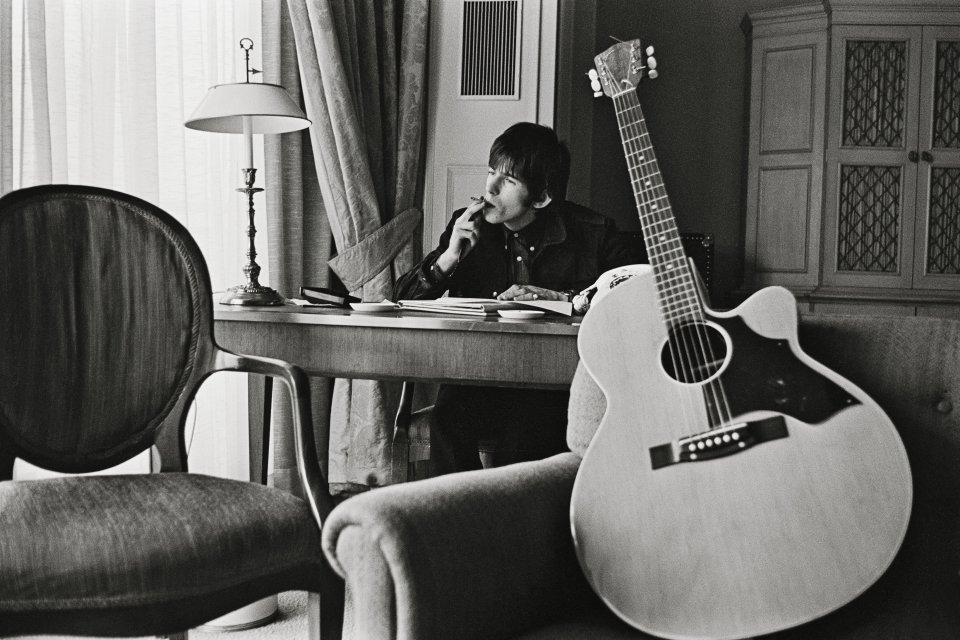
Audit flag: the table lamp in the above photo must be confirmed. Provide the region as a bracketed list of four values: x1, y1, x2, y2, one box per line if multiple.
[185, 38, 310, 306]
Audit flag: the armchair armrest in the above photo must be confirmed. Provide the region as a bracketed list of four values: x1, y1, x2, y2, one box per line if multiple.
[322, 452, 594, 640]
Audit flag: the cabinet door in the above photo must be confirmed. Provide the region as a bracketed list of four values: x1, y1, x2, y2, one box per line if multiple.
[822, 26, 923, 289]
[743, 30, 828, 289]
[912, 26, 960, 291]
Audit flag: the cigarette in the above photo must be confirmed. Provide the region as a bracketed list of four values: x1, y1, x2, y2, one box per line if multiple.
[468, 195, 490, 220]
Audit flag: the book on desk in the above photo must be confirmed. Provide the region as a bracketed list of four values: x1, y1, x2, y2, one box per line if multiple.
[398, 297, 572, 316]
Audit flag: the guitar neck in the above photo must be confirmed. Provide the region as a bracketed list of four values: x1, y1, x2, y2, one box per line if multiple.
[612, 89, 702, 325]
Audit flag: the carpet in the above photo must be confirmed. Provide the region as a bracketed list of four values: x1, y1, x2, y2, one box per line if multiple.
[10, 591, 308, 640]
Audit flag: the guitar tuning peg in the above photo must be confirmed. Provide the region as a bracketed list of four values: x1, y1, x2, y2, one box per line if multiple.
[648, 69, 659, 80]
[587, 68, 603, 95]
[645, 45, 655, 56]
[647, 56, 657, 70]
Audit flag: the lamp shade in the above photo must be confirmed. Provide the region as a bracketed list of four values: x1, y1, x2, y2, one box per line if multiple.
[185, 82, 310, 134]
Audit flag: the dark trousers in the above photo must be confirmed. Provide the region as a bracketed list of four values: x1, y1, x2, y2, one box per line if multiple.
[430, 384, 570, 474]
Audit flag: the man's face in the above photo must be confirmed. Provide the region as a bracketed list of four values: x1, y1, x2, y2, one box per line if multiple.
[482, 166, 541, 230]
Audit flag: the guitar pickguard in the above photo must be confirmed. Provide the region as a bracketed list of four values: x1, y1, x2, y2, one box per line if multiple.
[709, 315, 859, 423]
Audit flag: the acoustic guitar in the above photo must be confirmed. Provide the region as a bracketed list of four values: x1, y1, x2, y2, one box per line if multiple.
[569, 39, 913, 640]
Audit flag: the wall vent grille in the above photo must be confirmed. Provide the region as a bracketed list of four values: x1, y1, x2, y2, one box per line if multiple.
[460, 0, 521, 99]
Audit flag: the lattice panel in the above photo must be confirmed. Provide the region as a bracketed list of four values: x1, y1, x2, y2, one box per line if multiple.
[933, 40, 960, 149]
[927, 167, 960, 274]
[842, 40, 906, 147]
[837, 165, 901, 272]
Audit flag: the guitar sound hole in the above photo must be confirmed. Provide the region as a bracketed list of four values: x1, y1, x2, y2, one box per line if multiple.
[660, 321, 728, 384]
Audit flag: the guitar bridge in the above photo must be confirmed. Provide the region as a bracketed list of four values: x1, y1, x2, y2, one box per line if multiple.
[649, 416, 788, 470]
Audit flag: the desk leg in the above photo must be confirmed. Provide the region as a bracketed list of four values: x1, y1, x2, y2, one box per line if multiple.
[248, 376, 272, 485]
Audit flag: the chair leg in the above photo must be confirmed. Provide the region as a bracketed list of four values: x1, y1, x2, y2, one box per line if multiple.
[312, 564, 345, 640]
[309, 590, 345, 640]
[307, 592, 321, 640]
[389, 381, 416, 484]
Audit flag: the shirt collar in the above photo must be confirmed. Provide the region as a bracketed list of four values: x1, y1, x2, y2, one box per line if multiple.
[501, 202, 566, 249]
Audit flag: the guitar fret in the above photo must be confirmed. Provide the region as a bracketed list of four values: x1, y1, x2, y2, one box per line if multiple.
[656, 289, 700, 307]
[656, 279, 699, 300]
[627, 151, 659, 166]
[632, 181, 663, 194]
[653, 264, 695, 282]
[662, 310, 704, 326]
[658, 298, 703, 318]
[650, 249, 686, 263]
[640, 219, 676, 234]
[655, 273, 697, 293]
[649, 251, 687, 265]
[658, 297, 701, 314]
[655, 286, 700, 303]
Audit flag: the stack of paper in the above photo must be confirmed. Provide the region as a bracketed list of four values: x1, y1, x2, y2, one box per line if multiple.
[398, 297, 572, 316]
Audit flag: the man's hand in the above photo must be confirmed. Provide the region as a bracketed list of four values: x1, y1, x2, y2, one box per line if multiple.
[435, 199, 486, 274]
[497, 284, 566, 302]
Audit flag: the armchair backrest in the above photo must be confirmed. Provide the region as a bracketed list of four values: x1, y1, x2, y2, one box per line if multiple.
[0, 185, 217, 477]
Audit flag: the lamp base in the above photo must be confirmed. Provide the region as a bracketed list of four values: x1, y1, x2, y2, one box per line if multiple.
[219, 284, 285, 306]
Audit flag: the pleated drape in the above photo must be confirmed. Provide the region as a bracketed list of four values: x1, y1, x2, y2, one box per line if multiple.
[264, 0, 428, 493]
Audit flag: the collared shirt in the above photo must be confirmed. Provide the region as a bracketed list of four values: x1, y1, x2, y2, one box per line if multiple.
[504, 213, 547, 285]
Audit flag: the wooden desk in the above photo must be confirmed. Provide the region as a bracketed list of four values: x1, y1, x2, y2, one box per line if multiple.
[213, 304, 582, 481]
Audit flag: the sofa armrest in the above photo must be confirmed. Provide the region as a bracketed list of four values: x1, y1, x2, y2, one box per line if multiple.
[322, 452, 594, 640]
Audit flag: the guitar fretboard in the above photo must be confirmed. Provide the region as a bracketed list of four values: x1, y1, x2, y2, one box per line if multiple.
[612, 90, 703, 327]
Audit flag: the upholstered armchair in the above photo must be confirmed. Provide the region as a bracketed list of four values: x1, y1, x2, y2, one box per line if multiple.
[322, 313, 960, 639]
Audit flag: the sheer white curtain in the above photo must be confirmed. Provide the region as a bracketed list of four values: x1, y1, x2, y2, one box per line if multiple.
[1, 0, 265, 480]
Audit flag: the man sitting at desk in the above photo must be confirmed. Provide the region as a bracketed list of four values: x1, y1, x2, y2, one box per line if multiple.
[394, 122, 632, 473]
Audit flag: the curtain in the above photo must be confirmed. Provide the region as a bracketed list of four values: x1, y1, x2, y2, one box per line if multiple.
[0, 0, 265, 482]
[261, 0, 337, 491]
[265, 0, 428, 493]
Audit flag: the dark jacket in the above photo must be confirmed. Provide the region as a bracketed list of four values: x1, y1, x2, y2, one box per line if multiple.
[394, 199, 632, 300]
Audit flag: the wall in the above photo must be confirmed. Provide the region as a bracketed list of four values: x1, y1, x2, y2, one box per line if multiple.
[567, 0, 800, 306]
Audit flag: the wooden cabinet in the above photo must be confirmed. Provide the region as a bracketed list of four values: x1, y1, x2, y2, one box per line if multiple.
[741, 0, 960, 315]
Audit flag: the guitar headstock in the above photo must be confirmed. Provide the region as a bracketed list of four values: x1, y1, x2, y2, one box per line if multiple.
[588, 39, 658, 99]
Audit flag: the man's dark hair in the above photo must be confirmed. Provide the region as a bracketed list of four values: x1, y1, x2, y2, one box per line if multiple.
[488, 122, 566, 203]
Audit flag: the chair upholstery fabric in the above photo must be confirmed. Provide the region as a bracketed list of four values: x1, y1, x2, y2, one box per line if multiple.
[0, 191, 198, 472]
[323, 313, 960, 639]
[0, 474, 323, 608]
[322, 453, 594, 640]
[0, 185, 340, 638]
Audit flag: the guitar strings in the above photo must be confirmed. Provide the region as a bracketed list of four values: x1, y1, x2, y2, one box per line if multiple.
[613, 92, 695, 427]
[627, 95, 734, 428]
[631, 107, 733, 429]
[615, 92, 711, 426]
[614, 90, 734, 430]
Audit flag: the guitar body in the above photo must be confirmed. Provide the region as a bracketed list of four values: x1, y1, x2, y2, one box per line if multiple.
[570, 271, 913, 640]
